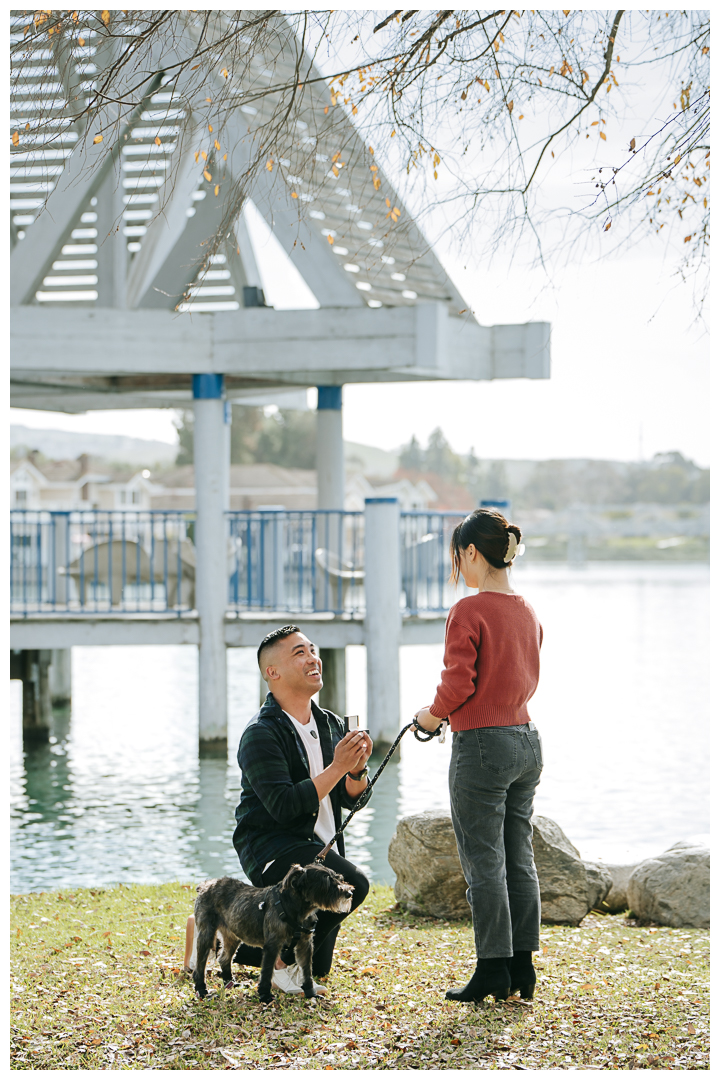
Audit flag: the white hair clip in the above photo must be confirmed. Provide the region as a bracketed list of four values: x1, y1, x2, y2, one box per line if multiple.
[504, 533, 519, 563]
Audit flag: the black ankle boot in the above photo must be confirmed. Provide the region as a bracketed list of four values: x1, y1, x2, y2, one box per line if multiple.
[509, 950, 536, 1000]
[445, 958, 511, 1003]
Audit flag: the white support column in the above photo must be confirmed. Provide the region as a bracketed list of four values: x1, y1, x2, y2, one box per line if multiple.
[316, 385, 346, 716]
[194, 374, 230, 751]
[316, 385, 345, 510]
[49, 649, 72, 707]
[364, 497, 402, 748]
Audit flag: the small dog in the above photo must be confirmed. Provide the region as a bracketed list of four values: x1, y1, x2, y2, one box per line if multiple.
[193, 863, 354, 1003]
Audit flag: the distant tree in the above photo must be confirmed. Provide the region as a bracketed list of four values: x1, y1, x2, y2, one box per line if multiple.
[425, 428, 464, 484]
[399, 435, 424, 472]
[174, 410, 194, 467]
[253, 408, 317, 470]
[174, 405, 316, 469]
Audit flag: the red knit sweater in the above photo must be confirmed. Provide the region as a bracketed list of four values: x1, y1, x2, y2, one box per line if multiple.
[429, 592, 543, 730]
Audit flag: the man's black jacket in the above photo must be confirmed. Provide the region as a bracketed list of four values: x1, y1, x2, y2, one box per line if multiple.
[233, 692, 371, 885]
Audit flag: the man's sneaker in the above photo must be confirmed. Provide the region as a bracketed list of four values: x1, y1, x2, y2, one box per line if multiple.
[271, 964, 304, 995]
[284, 962, 328, 997]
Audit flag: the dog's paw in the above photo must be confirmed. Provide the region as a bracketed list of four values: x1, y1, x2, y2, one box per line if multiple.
[258, 992, 274, 1005]
[302, 985, 317, 999]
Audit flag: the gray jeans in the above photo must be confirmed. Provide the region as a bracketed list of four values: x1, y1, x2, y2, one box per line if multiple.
[449, 723, 543, 959]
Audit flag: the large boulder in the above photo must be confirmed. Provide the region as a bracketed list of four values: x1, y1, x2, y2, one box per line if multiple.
[388, 811, 611, 925]
[601, 864, 638, 914]
[389, 811, 469, 920]
[627, 841, 709, 928]
[532, 816, 612, 925]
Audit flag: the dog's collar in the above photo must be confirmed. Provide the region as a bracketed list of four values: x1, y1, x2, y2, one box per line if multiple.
[270, 885, 317, 940]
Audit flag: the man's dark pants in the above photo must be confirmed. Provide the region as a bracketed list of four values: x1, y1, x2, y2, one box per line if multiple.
[233, 844, 369, 977]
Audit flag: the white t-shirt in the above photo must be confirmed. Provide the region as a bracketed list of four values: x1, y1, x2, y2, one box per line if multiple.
[284, 711, 336, 850]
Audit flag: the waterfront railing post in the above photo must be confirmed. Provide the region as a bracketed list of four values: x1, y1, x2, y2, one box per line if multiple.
[364, 497, 402, 749]
[193, 374, 229, 754]
[316, 385, 347, 715]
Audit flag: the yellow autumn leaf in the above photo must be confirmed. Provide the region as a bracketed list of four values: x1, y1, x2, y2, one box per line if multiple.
[386, 197, 391, 207]
[201, 150, 207, 160]
[93, 134, 103, 144]
[332, 165, 339, 177]
[507, 100, 514, 113]
[674, 154, 681, 164]
[194, 151, 199, 163]
[12, 131, 19, 146]
[223, 153, 227, 161]
[101, 10, 110, 25]
[221, 68, 229, 78]
[78, 36, 85, 45]
[332, 152, 341, 163]
[563, 8, 570, 13]
[155, 136, 161, 146]
[266, 159, 273, 171]
[327, 235, 334, 245]
[214, 185, 219, 196]
[214, 139, 220, 151]
[604, 221, 611, 230]
[599, 131, 606, 140]
[208, 124, 213, 133]
[324, 106, 329, 114]
[291, 191, 298, 198]
[203, 169, 212, 182]
[373, 176, 381, 190]
[369, 146, 374, 155]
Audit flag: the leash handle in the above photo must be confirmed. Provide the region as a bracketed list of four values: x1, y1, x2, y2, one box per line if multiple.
[315, 718, 443, 862]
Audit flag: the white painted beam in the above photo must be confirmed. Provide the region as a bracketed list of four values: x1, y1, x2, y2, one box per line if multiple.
[125, 114, 207, 309]
[10, 617, 200, 649]
[10, 44, 166, 306]
[10, 613, 447, 650]
[11, 304, 551, 383]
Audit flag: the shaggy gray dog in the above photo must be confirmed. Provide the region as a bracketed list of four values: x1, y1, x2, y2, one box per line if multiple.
[193, 863, 354, 1003]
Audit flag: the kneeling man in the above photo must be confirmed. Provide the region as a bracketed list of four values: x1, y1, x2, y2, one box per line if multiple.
[232, 625, 373, 996]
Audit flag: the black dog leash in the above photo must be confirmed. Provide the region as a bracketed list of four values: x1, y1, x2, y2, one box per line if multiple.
[314, 718, 446, 863]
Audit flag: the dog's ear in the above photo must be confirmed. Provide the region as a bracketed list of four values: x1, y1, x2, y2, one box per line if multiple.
[283, 864, 306, 889]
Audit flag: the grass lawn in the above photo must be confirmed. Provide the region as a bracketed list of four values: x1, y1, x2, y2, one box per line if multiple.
[10, 882, 709, 1070]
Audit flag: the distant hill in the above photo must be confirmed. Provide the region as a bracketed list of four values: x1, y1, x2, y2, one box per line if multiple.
[10, 425, 400, 476]
[10, 426, 178, 466]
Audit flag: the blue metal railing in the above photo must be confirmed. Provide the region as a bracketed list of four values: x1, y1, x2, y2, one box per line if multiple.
[11, 507, 468, 619]
[400, 510, 471, 614]
[10, 510, 196, 616]
[227, 510, 364, 615]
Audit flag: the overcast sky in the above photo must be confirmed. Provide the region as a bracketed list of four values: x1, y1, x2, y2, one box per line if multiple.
[11, 12, 710, 467]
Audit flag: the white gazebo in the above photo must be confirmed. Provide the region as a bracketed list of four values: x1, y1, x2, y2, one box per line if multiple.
[10, 12, 550, 748]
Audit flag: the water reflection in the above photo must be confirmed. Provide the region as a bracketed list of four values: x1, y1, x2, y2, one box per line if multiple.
[10, 564, 710, 893]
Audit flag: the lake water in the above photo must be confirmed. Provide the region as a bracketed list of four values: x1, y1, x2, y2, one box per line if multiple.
[10, 562, 710, 894]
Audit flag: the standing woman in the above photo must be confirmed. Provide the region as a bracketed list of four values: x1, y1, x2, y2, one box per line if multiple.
[414, 508, 543, 1004]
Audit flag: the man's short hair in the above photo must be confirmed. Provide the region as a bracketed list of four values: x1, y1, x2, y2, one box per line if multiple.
[257, 625, 302, 673]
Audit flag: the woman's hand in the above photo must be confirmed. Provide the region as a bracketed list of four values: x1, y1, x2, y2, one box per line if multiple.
[414, 707, 443, 733]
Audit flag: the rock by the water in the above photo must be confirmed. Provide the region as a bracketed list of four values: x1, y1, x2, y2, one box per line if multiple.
[388, 811, 469, 920]
[388, 811, 611, 925]
[627, 841, 709, 928]
[531, 816, 612, 925]
[601, 864, 638, 914]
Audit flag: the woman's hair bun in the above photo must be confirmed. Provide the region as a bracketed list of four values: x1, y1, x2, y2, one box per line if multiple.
[449, 508, 523, 580]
